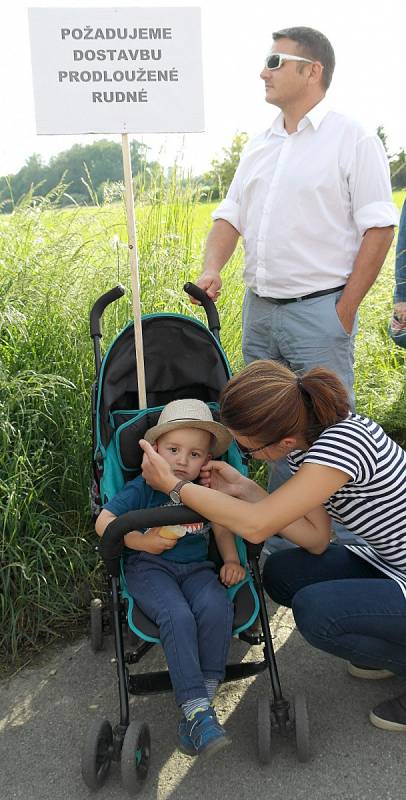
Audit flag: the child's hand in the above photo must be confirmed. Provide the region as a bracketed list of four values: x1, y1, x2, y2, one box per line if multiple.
[220, 561, 246, 587]
[142, 527, 178, 554]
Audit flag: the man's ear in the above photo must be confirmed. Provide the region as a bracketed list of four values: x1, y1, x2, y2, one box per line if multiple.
[308, 60, 324, 86]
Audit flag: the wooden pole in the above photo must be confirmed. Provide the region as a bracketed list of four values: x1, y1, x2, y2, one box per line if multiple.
[121, 132, 147, 409]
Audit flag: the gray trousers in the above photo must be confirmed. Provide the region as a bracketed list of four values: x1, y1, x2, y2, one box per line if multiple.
[241, 287, 361, 549]
[242, 287, 356, 406]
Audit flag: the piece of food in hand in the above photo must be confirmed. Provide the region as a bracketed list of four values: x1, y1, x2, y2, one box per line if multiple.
[158, 525, 187, 539]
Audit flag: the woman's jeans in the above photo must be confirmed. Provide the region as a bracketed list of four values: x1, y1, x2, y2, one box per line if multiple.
[125, 553, 234, 705]
[262, 543, 406, 677]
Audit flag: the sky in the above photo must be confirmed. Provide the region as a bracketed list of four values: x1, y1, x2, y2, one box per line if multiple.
[1, 0, 405, 177]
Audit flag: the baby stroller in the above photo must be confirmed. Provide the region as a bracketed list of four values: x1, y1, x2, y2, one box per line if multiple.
[81, 282, 311, 795]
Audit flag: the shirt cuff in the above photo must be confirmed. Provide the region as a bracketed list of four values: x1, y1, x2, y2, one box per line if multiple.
[212, 198, 241, 233]
[354, 201, 399, 236]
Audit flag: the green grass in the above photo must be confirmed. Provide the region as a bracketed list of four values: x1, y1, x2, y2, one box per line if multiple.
[393, 190, 406, 209]
[0, 182, 405, 664]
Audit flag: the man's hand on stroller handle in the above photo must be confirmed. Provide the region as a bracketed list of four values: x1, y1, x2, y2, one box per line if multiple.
[191, 271, 222, 304]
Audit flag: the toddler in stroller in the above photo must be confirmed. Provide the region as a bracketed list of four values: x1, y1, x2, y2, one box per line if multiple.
[95, 398, 246, 757]
[82, 282, 310, 795]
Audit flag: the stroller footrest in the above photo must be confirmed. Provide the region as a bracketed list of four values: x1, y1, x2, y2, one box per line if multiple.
[127, 660, 268, 695]
[128, 670, 173, 695]
[224, 660, 268, 682]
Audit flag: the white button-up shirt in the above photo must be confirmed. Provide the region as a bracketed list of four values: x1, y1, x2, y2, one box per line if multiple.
[212, 100, 398, 298]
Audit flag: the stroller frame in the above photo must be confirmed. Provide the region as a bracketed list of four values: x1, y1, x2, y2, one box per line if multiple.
[82, 283, 310, 795]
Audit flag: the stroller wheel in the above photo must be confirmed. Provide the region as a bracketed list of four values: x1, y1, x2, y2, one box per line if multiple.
[293, 692, 311, 763]
[90, 598, 103, 652]
[121, 719, 151, 794]
[81, 717, 113, 789]
[257, 696, 272, 765]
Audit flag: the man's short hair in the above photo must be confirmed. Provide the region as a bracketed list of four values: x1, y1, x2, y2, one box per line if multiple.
[272, 26, 335, 90]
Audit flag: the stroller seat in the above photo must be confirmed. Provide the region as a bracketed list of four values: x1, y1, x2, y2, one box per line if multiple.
[106, 403, 260, 643]
[122, 556, 259, 644]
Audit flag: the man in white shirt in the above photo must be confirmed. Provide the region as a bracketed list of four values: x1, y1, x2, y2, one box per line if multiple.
[194, 26, 397, 406]
[193, 26, 398, 550]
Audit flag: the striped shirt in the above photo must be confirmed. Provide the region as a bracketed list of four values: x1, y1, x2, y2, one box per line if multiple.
[287, 414, 406, 598]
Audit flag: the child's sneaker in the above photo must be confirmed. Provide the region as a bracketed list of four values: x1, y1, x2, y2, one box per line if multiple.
[177, 717, 197, 756]
[182, 708, 231, 757]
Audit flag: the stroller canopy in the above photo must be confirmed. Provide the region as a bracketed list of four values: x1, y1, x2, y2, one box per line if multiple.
[98, 313, 232, 449]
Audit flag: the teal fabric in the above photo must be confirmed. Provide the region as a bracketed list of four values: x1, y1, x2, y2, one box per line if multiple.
[99, 439, 126, 503]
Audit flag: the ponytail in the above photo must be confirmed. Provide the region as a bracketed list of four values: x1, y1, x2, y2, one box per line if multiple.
[298, 368, 350, 442]
[220, 360, 350, 445]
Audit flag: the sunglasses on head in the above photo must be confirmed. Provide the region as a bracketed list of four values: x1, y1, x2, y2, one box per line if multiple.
[236, 438, 276, 459]
[265, 52, 314, 70]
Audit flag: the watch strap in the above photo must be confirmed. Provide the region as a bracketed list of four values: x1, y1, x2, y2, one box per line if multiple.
[171, 479, 190, 499]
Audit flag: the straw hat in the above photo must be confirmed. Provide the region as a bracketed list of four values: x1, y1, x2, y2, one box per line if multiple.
[144, 399, 233, 458]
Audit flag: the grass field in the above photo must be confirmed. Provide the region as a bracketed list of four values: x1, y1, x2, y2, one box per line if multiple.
[0, 183, 405, 663]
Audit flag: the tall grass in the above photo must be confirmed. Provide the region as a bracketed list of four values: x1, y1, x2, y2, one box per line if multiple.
[0, 180, 405, 664]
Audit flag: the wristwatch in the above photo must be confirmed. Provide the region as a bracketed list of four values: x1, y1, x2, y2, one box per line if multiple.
[169, 480, 191, 504]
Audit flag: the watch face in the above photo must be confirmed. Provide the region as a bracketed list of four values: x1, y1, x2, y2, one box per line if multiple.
[169, 490, 180, 504]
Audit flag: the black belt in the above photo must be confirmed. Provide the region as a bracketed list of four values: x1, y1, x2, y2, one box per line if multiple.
[264, 285, 346, 305]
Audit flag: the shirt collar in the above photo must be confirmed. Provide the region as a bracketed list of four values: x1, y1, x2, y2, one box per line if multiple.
[268, 112, 287, 137]
[304, 97, 330, 130]
[268, 97, 330, 138]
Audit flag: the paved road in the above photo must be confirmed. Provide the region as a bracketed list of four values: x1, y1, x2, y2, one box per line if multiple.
[1, 603, 405, 800]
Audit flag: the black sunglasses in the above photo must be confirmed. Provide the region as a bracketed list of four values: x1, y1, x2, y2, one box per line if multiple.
[236, 438, 276, 458]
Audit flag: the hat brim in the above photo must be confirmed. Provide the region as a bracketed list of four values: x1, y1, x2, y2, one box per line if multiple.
[144, 419, 233, 458]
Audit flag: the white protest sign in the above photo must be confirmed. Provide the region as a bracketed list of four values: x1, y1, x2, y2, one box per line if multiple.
[28, 6, 204, 134]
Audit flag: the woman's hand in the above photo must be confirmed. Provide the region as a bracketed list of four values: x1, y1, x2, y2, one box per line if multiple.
[199, 460, 245, 496]
[220, 561, 246, 587]
[140, 439, 175, 494]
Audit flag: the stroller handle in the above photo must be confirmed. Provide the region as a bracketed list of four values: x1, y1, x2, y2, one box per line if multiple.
[90, 284, 126, 338]
[90, 285, 126, 377]
[183, 282, 220, 338]
[98, 506, 207, 576]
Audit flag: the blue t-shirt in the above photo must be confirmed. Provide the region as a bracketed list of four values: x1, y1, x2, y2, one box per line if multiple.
[103, 475, 208, 563]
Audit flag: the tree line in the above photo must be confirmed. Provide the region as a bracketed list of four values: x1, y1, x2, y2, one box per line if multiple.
[0, 127, 404, 214]
[0, 139, 162, 213]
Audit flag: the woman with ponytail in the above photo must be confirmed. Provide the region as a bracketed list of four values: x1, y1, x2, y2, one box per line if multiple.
[140, 360, 406, 732]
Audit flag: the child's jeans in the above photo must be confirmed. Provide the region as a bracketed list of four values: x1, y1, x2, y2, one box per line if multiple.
[125, 553, 234, 705]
